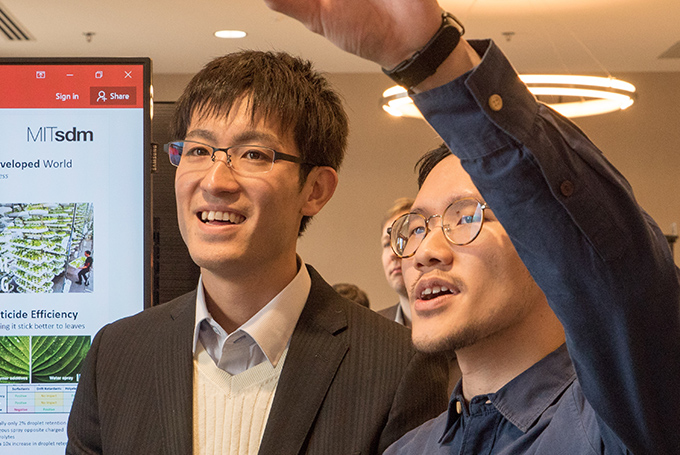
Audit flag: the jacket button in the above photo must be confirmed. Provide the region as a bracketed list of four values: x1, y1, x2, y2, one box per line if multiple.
[560, 180, 575, 197]
[488, 94, 503, 111]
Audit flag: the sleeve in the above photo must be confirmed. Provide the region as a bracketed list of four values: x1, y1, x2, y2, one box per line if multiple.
[66, 325, 107, 455]
[378, 350, 449, 453]
[413, 39, 680, 454]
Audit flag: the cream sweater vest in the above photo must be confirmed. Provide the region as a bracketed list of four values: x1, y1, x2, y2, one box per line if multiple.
[193, 346, 288, 454]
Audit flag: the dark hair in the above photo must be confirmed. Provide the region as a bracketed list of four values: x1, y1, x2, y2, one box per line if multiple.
[332, 283, 370, 308]
[415, 143, 451, 189]
[85, 250, 91, 255]
[171, 50, 349, 233]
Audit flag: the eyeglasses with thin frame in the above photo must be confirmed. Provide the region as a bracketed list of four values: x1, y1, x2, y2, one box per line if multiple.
[164, 140, 309, 174]
[389, 198, 490, 258]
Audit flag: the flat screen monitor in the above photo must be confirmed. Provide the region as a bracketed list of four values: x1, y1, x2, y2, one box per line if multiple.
[0, 57, 152, 453]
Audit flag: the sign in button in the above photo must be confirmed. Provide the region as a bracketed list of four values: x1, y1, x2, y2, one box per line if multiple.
[90, 86, 137, 105]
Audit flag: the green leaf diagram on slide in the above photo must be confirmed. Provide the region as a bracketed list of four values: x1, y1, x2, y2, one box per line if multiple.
[31, 335, 91, 383]
[0, 336, 30, 382]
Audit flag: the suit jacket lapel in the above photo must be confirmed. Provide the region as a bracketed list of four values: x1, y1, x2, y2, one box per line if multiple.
[259, 266, 349, 455]
[154, 292, 196, 454]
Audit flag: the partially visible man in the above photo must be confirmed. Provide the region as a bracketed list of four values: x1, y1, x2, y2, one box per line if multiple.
[378, 197, 414, 327]
[66, 50, 448, 455]
[264, 0, 680, 453]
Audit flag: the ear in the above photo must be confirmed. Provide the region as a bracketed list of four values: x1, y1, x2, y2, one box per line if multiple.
[300, 166, 338, 217]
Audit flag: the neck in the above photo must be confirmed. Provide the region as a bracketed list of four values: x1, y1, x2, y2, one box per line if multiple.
[200, 255, 299, 334]
[455, 303, 565, 402]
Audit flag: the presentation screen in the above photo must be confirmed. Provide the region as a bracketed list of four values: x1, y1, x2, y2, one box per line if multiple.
[0, 57, 152, 453]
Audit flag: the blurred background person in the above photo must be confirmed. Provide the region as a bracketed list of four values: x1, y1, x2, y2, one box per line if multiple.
[378, 197, 414, 327]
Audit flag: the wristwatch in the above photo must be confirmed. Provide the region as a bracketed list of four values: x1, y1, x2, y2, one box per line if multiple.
[382, 12, 465, 91]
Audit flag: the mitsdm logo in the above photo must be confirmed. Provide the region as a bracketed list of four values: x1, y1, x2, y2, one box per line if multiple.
[27, 126, 94, 142]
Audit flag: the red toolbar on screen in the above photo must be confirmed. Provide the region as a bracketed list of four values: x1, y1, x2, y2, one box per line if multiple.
[0, 65, 144, 108]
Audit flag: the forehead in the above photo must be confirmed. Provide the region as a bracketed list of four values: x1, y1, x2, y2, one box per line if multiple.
[413, 155, 481, 214]
[187, 98, 290, 145]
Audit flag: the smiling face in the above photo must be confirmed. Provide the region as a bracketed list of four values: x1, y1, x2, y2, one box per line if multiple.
[174, 100, 328, 282]
[381, 215, 408, 298]
[403, 155, 547, 353]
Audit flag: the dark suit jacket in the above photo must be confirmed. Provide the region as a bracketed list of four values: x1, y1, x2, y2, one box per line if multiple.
[377, 303, 399, 322]
[66, 265, 448, 455]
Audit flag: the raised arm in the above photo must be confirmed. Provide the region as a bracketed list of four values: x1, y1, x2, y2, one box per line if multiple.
[411, 39, 680, 454]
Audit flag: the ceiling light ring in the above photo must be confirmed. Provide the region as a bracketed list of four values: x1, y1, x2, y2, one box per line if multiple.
[381, 73, 637, 119]
[520, 74, 636, 101]
[524, 83, 635, 97]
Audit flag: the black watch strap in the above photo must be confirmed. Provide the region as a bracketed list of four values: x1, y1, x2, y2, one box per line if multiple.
[382, 12, 465, 90]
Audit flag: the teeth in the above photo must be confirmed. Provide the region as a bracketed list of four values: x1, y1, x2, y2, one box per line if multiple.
[228, 212, 244, 223]
[421, 285, 454, 299]
[200, 211, 245, 224]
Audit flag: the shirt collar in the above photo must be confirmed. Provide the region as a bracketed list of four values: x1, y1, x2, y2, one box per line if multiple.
[441, 344, 576, 442]
[192, 257, 311, 368]
[192, 275, 211, 353]
[394, 303, 405, 325]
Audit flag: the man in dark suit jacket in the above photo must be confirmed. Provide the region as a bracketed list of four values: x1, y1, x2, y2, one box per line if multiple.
[67, 50, 448, 454]
[66, 266, 447, 454]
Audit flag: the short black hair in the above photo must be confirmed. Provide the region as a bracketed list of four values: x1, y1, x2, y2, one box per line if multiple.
[171, 50, 349, 234]
[415, 143, 451, 189]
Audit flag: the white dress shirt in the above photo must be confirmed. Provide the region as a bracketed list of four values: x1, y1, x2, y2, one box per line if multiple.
[192, 259, 311, 375]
